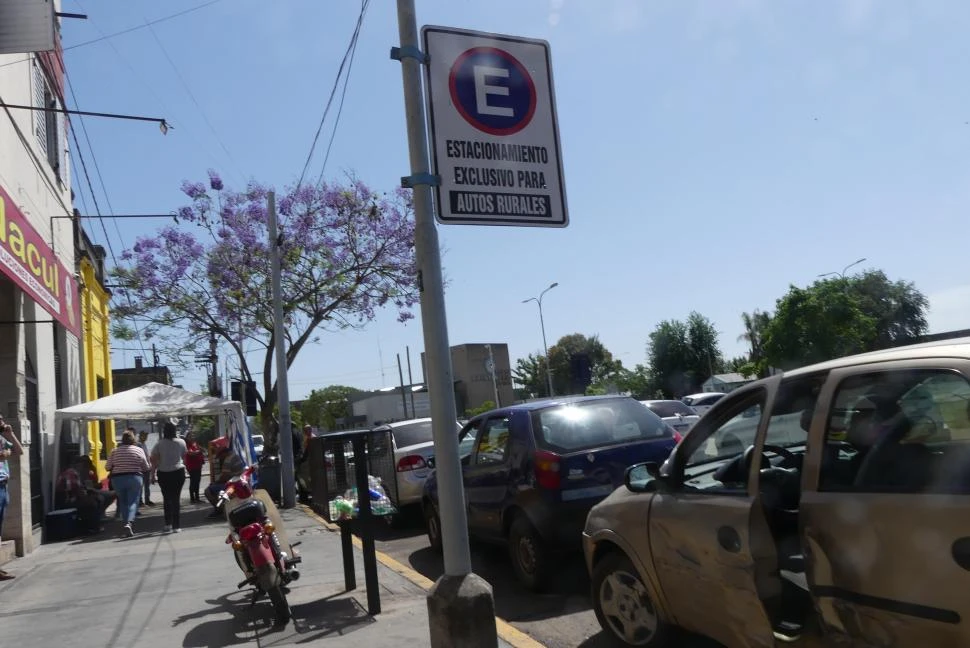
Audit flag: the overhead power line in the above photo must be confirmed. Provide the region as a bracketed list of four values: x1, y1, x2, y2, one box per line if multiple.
[315, 0, 367, 187]
[296, 0, 371, 193]
[0, 0, 226, 70]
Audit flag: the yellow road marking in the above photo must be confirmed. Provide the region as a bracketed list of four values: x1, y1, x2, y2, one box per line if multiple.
[299, 505, 548, 648]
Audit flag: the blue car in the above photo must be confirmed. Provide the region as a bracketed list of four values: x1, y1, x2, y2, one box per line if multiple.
[422, 395, 678, 590]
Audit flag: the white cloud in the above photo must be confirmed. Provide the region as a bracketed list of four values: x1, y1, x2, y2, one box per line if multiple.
[927, 285, 970, 334]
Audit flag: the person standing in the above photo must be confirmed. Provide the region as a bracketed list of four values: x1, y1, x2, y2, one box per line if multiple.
[0, 415, 24, 580]
[106, 430, 150, 537]
[151, 422, 187, 533]
[136, 429, 155, 507]
[184, 432, 205, 503]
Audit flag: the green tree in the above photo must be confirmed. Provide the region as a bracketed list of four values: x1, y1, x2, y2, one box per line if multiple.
[613, 364, 657, 399]
[300, 385, 361, 431]
[738, 309, 772, 377]
[647, 312, 723, 397]
[512, 352, 549, 398]
[465, 400, 496, 417]
[547, 333, 623, 395]
[762, 270, 928, 369]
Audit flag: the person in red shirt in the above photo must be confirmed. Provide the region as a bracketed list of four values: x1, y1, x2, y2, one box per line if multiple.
[184, 431, 206, 503]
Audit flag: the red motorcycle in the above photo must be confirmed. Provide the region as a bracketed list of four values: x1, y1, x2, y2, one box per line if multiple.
[217, 466, 301, 625]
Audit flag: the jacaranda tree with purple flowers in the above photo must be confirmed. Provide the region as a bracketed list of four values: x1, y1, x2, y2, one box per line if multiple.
[111, 171, 417, 428]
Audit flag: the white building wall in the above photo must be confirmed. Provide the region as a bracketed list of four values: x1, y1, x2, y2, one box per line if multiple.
[0, 7, 80, 555]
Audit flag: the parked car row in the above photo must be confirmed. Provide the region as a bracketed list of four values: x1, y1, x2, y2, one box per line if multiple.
[421, 395, 679, 590]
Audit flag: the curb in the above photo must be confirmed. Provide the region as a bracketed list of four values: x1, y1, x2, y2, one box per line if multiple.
[299, 505, 546, 648]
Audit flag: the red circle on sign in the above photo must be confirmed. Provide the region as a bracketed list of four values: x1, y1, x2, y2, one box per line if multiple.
[448, 47, 537, 136]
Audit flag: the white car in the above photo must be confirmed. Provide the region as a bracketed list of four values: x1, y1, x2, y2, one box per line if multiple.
[251, 434, 265, 458]
[681, 391, 726, 416]
[372, 418, 463, 509]
[640, 399, 701, 437]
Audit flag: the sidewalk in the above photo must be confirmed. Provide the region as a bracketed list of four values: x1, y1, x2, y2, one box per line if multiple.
[0, 493, 518, 647]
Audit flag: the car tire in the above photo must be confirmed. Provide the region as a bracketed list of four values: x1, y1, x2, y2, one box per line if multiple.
[592, 552, 670, 647]
[425, 503, 443, 553]
[508, 515, 551, 592]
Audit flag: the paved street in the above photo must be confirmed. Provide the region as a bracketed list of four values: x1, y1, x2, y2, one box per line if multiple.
[369, 509, 720, 648]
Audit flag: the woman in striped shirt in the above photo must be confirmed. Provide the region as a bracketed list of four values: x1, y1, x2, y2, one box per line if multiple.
[106, 429, 151, 537]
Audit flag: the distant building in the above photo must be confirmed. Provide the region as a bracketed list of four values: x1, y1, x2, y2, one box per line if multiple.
[425, 343, 514, 414]
[702, 372, 755, 394]
[112, 356, 173, 392]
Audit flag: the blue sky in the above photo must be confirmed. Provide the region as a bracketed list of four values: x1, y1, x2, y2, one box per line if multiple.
[62, 0, 970, 398]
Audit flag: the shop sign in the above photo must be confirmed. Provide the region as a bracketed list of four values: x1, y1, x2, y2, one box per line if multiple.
[0, 185, 80, 337]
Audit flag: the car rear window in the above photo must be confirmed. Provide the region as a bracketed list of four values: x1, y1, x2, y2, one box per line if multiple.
[645, 400, 696, 417]
[392, 420, 434, 448]
[532, 398, 670, 453]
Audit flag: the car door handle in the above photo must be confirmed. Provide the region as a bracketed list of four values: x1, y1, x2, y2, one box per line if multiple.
[717, 526, 742, 553]
[952, 537, 970, 571]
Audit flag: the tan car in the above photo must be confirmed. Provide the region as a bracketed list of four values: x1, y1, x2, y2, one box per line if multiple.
[582, 338, 970, 647]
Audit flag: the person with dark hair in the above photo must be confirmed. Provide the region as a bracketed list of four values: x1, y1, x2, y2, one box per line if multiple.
[184, 431, 206, 503]
[151, 422, 187, 533]
[106, 430, 150, 537]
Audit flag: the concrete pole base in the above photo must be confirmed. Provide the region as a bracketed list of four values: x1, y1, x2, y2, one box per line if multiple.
[427, 573, 498, 648]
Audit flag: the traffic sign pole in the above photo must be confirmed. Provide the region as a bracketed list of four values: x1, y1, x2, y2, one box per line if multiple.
[395, 4, 498, 646]
[394, 0, 472, 578]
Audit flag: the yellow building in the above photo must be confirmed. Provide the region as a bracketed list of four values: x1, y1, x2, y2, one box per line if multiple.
[78, 238, 115, 476]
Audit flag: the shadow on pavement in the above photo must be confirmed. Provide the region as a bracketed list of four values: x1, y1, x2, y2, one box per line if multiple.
[406, 542, 592, 623]
[261, 596, 375, 646]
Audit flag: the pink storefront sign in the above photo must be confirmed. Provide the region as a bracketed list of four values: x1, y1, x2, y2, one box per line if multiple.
[0, 185, 81, 337]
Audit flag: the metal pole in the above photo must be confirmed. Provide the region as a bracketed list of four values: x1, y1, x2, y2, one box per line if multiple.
[397, 353, 409, 419]
[486, 344, 500, 407]
[395, 0, 472, 576]
[406, 345, 416, 416]
[268, 191, 296, 508]
[538, 301, 553, 397]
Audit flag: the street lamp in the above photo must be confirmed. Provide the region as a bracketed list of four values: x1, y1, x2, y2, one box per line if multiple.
[818, 257, 867, 280]
[523, 282, 558, 398]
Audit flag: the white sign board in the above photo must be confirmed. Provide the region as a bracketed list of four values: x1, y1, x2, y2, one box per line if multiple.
[422, 26, 568, 227]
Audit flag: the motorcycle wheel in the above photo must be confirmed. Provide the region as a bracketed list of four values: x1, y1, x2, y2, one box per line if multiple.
[255, 563, 290, 625]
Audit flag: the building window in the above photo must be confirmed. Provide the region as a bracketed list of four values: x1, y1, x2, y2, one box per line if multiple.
[32, 59, 63, 181]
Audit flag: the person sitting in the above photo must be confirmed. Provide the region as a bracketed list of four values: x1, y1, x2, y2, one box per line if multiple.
[55, 456, 109, 534]
[205, 442, 245, 518]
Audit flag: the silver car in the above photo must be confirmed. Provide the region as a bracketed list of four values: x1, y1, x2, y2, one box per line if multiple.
[374, 418, 463, 508]
[640, 400, 700, 438]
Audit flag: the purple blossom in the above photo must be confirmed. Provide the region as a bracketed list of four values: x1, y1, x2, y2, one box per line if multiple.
[180, 181, 207, 200]
[207, 169, 224, 191]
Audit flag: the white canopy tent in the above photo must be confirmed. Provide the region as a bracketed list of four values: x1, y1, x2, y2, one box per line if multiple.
[53, 383, 255, 504]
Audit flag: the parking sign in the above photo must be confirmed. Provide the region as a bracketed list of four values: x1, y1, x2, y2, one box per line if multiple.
[422, 26, 568, 227]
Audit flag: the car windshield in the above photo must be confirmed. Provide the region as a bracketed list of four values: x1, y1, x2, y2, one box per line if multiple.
[645, 400, 696, 417]
[392, 420, 434, 448]
[533, 398, 669, 453]
[252, 435, 264, 444]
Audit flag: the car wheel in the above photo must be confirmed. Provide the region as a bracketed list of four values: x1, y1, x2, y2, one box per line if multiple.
[592, 552, 669, 647]
[508, 515, 551, 592]
[425, 503, 443, 553]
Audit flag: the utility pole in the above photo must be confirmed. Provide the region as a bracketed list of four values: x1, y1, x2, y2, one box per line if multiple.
[397, 353, 409, 419]
[406, 346, 416, 416]
[268, 191, 296, 508]
[393, 2, 497, 645]
[486, 344, 500, 407]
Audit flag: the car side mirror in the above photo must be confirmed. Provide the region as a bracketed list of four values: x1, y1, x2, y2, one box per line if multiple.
[624, 462, 669, 493]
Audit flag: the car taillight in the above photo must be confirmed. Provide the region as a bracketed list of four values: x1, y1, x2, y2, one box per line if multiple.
[673, 432, 683, 444]
[397, 455, 427, 472]
[533, 450, 561, 489]
[239, 523, 263, 542]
